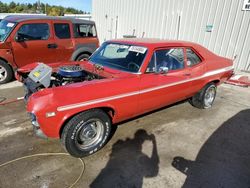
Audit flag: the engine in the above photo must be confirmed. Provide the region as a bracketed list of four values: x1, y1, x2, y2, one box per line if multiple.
[53, 65, 86, 86]
[23, 63, 100, 100]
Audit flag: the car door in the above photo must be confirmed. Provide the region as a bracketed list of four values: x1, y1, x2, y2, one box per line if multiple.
[10, 20, 57, 67]
[185, 48, 206, 96]
[139, 47, 191, 113]
[52, 21, 74, 62]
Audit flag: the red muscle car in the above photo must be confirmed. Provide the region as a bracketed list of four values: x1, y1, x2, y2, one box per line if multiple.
[17, 39, 234, 157]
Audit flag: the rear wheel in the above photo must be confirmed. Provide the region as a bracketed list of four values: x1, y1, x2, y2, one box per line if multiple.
[76, 53, 90, 61]
[61, 109, 111, 158]
[0, 60, 13, 84]
[189, 83, 217, 109]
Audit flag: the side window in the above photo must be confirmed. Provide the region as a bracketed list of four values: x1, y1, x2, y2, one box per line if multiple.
[146, 48, 184, 73]
[74, 24, 97, 37]
[17, 23, 49, 41]
[186, 48, 202, 66]
[54, 23, 71, 39]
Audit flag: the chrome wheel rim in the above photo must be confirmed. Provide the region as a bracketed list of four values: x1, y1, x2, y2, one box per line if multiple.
[0, 65, 7, 82]
[204, 86, 216, 108]
[75, 119, 104, 150]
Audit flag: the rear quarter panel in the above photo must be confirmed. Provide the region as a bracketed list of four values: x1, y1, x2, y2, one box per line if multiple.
[205, 55, 234, 84]
[190, 44, 233, 92]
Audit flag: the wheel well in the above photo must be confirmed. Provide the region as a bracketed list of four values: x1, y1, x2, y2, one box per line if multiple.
[59, 107, 115, 138]
[210, 79, 220, 85]
[0, 57, 11, 67]
[75, 52, 92, 60]
[100, 107, 115, 119]
[0, 57, 14, 72]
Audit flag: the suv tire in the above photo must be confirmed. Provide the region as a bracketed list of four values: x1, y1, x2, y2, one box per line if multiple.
[0, 60, 13, 84]
[76, 53, 90, 61]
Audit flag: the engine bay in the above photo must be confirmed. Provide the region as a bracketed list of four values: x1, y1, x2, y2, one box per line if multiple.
[23, 63, 103, 100]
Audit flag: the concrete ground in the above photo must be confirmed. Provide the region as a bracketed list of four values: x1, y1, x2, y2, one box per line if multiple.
[0, 81, 250, 188]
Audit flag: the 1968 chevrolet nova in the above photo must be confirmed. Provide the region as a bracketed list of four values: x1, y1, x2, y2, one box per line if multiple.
[16, 39, 234, 157]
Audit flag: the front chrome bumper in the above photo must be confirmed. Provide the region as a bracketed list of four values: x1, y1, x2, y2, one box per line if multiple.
[29, 113, 47, 139]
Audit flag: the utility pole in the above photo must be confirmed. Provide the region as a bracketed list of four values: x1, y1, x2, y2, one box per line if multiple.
[36, 0, 42, 14]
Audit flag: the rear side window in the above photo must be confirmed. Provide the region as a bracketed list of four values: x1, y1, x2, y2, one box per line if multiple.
[74, 24, 97, 37]
[54, 23, 71, 39]
[17, 23, 49, 41]
[186, 48, 202, 66]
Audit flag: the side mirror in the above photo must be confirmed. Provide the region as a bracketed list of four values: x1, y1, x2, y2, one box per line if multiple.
[15, 33, 25, 42]
[158, 67, 169, 74]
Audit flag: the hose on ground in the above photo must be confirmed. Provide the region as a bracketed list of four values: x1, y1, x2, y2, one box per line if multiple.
[0, 96, 24, 105]
[0, 96, 6, 103]
[0, 153, 85, 188]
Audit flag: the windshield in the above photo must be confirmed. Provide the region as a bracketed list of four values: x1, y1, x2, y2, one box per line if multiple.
[0, 20, 16, 42]
[89, 42, 148, 73]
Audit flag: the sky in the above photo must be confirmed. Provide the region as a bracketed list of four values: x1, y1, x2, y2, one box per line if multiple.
[1, 0, 92, 12]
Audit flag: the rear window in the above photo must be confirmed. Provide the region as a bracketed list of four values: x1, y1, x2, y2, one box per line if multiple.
[54, 23, 71, 39]
[74, 24, 97, 38]
[186, 48, 202, 66]
[17, 23, 49, 41]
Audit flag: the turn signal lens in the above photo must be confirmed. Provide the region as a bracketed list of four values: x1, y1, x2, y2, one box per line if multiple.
[46, 112, 56, 118]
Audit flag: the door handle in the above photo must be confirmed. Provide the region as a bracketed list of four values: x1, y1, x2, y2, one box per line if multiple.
[184, 73, 191, 76]
[47, 43, 58, 49]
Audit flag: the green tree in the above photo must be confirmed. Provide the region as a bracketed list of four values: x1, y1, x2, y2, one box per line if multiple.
[9, 1, 16, 9]
[47, 7, 61, 16]
[0, 1, 87, 15]
[0, 2, 8, 13]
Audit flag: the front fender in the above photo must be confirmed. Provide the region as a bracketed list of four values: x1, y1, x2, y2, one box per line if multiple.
[56, 104, 118, 137]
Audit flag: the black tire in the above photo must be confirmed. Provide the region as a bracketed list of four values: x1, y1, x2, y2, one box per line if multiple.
[189, 83, 217, 109]
[0, 60, 13, 84]
[75, 53, 90, 61]
[61, 109, 111, 158]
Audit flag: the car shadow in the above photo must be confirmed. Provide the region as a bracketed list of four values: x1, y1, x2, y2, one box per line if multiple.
[172, 109, 250, 188]
[108, 99, 189, 144]
[90, 129, 159, 188]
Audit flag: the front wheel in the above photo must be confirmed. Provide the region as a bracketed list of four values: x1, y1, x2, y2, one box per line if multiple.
[61, 109, 111, 158]
[0, 60, 13, 84]
[189, 83, 217, 109]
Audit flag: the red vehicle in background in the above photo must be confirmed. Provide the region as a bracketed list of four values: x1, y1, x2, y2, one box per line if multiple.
[0, 15, 99, 84]
[17, 39, 234, 157]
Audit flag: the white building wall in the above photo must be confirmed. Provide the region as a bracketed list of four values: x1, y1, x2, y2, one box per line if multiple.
[92, 0, 250, 72]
